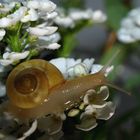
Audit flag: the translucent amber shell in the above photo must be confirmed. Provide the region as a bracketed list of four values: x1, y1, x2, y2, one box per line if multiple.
[6, 59, 64, 109]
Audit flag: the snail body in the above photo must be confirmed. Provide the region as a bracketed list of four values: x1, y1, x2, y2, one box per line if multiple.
[6, 51, 129, 120]
[6, 59, 107, 120]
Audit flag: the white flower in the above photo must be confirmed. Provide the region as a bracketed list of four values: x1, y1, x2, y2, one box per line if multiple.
[27, 26, 58, 36]
[0, 29, 6, 41]
[0, 2, 18, 13]
[21, 8, 39, 23]
[92, 10, 107, 23]
[0, 17, 13, 28]
[27, 0, 56, 12]
[49, 58, 113, 79]
[67, 63, 88, 77]
[0, 59, 13, 66]
[67, 58, 95, 77]
[38, 33, 61, 43]
[54, 8, 106, 28]
[117, 7, 140, 43]
[0, 51, 29, 66]
[83, 87, 109, 108]
[50, 58, 82, 78]
[76, 86, 115, 131]
[54, 16, 75, 28]
[69, 9, 91, 21]
[0, 7, 27, 28]
[117, 28, 135, 43]
[76, 101, 115, 131]
[47, 11, 58, 19]
[39, 43, 61, 50]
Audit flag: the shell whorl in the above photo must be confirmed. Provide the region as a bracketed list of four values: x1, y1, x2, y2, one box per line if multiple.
[6, 59, 64, 109]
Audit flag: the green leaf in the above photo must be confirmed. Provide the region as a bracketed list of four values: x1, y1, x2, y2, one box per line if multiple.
[105, 0, 129, 31]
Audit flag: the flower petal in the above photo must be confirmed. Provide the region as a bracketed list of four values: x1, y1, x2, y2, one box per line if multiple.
[76, 115, 97, 131]
[84, 89, 107, 108]
[44, 43, 61, 50]
[92, 10, 107, 23]
[98, 86, 109, 100]
[91, 100, 107, 108]
[83, 89, 96, 104]
[66, 58, 81, 69]
[28, 26, 58, 36]
[91, 64, 102, 74]
[49, 58, 67, 78]
[38, 33, 61, 43]
[0, 59, 13, 66]
[84, 105, 96, 115]
[27, 0, 56, 12]
[96, 102, 116, 120]
[7, 51, 29, 60]
[83, 58, 95, 72]
[67, 63, 88, 78]
[54, 16, 75, 28]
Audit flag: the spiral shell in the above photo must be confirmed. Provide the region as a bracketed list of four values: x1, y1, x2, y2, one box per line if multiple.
[6, 59, 64, 109]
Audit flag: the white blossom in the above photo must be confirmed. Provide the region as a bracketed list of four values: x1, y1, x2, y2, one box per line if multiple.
[54, 16, 75, 28]
[38, 33, 61, 43]
[76, 87, 115, 131]
[21, 8, 39, 23]
[0, 51, 29, 66]
[47, 11, 58, 19]
[0, 2, 18, 13]
[27, 26, 58, 36]
[54, 8, 106, 28]
[117, 7, 140, 43]
[0, 7, 27, 28]
[69, 9, 91, 21]
[92, 10, 107, 23]
[40, 43, 61, 50]
[27, 0, 56, 12]
[50, 58, 113, 79]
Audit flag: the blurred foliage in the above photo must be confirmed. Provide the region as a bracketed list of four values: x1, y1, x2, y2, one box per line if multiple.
[59, 0, 85, 9]
[57, 20, 93, 57]
[105, 0, 130, 31]
[125, 73, 140, 101]
[57, 0, 140, 139]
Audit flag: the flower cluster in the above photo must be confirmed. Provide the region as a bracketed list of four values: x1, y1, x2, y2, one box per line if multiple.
[0, 0, 60, 66]
[117, 7, 140, 43]
[54, 8, 107, 28]
[76, 87, 115, 131]
[50, 57, 113, 79]
[47, 57, 115, 133]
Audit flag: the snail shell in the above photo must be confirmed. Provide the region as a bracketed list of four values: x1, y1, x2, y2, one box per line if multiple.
[6, 59, 64, 109]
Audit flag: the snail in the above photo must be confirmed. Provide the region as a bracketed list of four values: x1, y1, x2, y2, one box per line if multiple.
[5, 50, 130, 121]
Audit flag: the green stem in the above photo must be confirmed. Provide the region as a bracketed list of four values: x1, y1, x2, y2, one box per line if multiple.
[57, 33, 76, 57]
